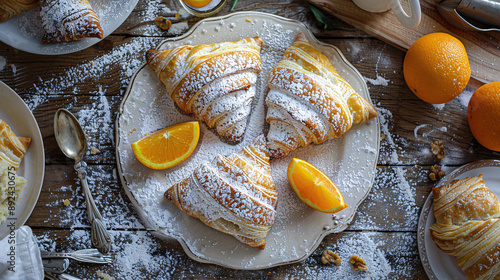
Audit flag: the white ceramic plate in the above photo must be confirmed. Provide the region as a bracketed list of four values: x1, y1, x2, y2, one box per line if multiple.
[0, 80, 44, 240]
[115, 12, 380, 270]
[0, 0, 139, 55]
[418, 160, 500, 279]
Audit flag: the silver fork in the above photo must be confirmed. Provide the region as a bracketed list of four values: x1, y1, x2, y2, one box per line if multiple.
[41, 249, 114, 264]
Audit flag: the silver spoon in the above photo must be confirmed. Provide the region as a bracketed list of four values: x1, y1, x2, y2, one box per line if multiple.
[54, 108, 111, 254]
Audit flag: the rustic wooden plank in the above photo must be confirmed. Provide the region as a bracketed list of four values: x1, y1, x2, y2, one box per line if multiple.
[116, 0, 348, 38]
[26, 164, 143, 230]
[3, 36, 496, 167]
[28, 94, 122, 165]
[0, 36, 162, 96]
[307, 0, 500, 83]
[31, 228, 424, 279]
[28, 163, 447, 232]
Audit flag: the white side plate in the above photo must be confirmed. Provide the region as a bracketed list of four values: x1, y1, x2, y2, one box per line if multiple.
[0, 80, 45, 240]
[115, 11, 380, 270]
[0, 0, 139, 55]
[418, 160, 500, 279]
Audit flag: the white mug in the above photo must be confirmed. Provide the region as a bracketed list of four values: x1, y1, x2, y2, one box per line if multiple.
[352, 0, 421, 29]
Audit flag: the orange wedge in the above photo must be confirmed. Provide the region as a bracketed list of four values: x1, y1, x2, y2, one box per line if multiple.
[287, 158, 347, 213]
[131, 121, 200, 170]
[183, 0, 212, 8]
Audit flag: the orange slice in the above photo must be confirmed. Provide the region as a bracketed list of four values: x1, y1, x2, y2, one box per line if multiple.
[287, 158, 347, 213]
[131, 121, 200, 170]
[183, 0, 212, 8]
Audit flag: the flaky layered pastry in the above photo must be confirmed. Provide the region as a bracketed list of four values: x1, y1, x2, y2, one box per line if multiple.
[430, 175, 500, 280]
[164, 134, 277, 249]
[0, 120, 31, 223]
[0, 120, 31, 171]
[265, 32, 378, 158]
[146, 37, 263, 143]
[40, 0, 104, 44]
[0, 0, 39, 22]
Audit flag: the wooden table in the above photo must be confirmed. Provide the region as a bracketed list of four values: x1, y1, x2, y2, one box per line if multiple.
[1, 0, 497, 279]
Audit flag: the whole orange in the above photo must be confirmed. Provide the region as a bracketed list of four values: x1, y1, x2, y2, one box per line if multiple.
[403, 32, 471, 104]
[468, 82, 500, 152]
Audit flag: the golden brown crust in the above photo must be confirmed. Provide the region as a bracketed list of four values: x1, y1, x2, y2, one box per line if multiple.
[265, 32, 378, 159]
[40, 0, 103, 44]
[0, 0, 39, 22]
[146, 37, 263, 143]
[164, 135, 277, 249]
[430, 175, 500, 280]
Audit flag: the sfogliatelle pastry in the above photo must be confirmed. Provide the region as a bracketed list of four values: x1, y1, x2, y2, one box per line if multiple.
[0, 120, 31, 223]
[430, 175, 500, 280]
[146, 37, 263, 143]
[0, 0, 39, 22]
[40, 0, 104, 44]
[266, 32, 378, 158]
[164, 134, 277, 249]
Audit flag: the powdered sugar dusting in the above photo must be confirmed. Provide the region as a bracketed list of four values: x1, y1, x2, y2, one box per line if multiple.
[365, 74, 389, 86]
[117, 15, 379, 269]
[457, 87, 475, 109]
[40, 0, 103, 43]
[0, 57, 7, 71]
[23, 37, 159, 110]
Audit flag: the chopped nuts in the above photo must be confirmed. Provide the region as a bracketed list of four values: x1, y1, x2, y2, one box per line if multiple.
[431, 140, 446, 159]
[429, 164, 446, 181]
[321, 250, 341, 266]
[350, 255, 368, 271]
[154, 16, 172, 30]
[91, 147, 100, 155]
[63, 199, 70, 206]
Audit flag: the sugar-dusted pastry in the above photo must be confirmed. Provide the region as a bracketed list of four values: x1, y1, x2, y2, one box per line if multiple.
[0, 0, 39, 22]
[146, 37, 263, 143]
[164, 134, 277, 249]
[266, 32, 378, 158]
[40, 0, 104, 44]
[430, 175, 500, 280]
[0, 120, 31, 171]
[0, 120, 30, 223]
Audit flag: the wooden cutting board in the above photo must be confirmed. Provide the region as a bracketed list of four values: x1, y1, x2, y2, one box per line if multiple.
[307, 0, 500, 84]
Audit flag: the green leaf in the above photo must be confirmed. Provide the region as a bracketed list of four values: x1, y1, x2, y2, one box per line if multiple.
[230, 0, 238, 11]
[308, 4, 337, 30]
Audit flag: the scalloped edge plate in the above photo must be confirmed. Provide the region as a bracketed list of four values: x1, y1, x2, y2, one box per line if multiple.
[115, 11, 380, 270]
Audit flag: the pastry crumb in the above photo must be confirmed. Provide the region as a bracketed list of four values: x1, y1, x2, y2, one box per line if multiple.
[63, 199, 70, 206]
[155, 16, 172, 30]
[321, 249, 341, 266]
[350, 255, 368, 271]
[429, 164, 445, 181]
[431, 140, 446, 159]
[91, 147, 100, 154]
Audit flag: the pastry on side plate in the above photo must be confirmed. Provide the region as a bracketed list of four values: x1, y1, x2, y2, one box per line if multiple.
[164, 134, 277, 249]
[265, 32, 378, 158]
[0, 0, 39, 22]
[0, 120, 31, 223]
[146, 37, 263, 143]
[40, 0, 104, 44]
[430, 175, 500, 280]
